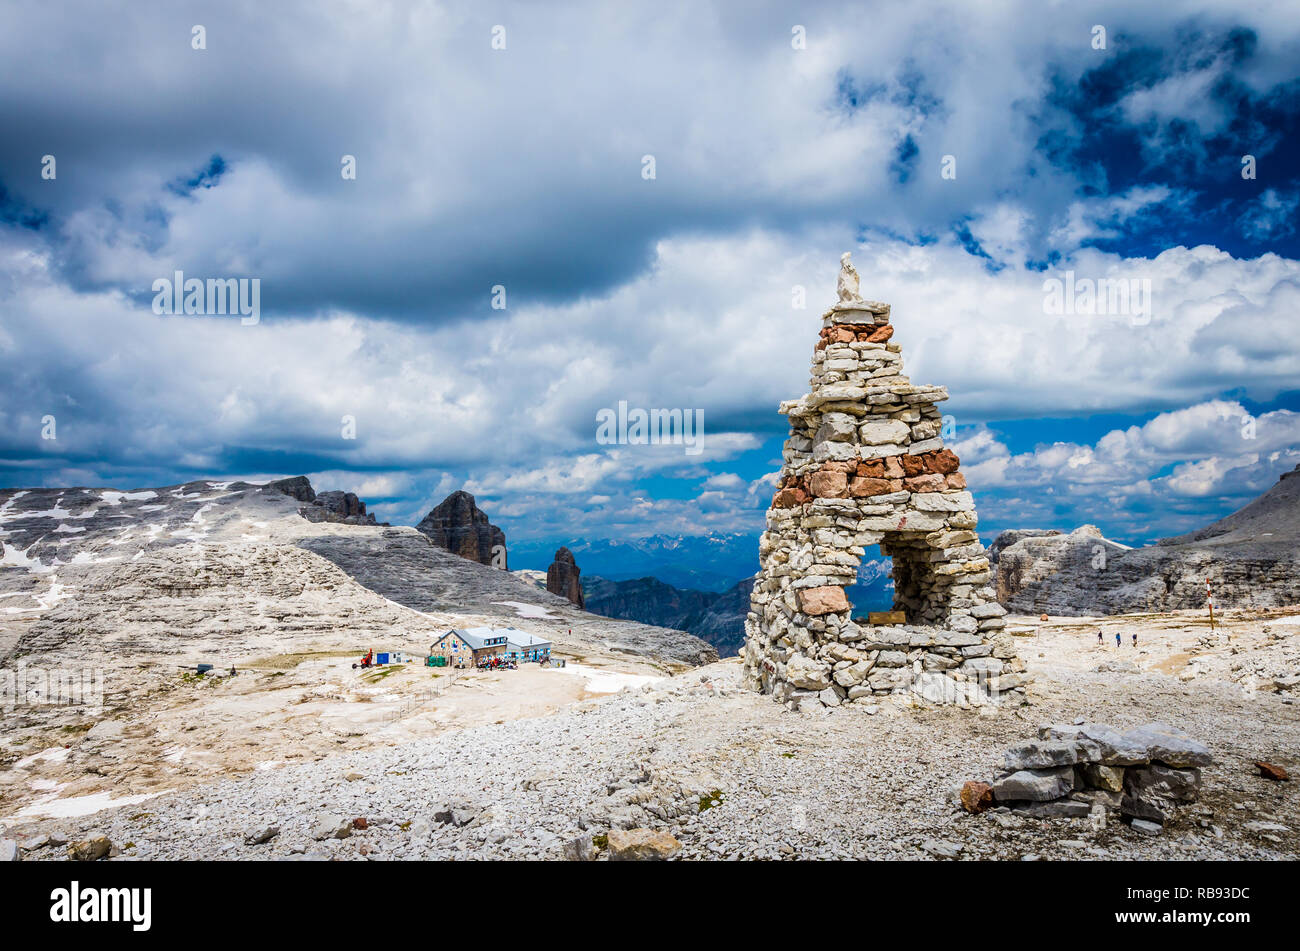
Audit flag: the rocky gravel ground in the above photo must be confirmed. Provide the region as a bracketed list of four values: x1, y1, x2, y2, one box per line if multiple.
[8, 645, 1297, 861]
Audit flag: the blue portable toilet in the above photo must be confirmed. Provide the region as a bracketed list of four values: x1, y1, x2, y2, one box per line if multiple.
[375, 652, 389, 665]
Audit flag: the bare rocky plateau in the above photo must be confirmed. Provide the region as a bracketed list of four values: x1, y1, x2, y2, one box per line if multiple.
[1, 479, 1296, 860]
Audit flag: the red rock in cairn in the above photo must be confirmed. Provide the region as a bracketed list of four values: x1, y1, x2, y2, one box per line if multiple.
[904, 473, 947, 492]
[928, 448, 960, 474]
[808, 470, 849, 498]
[849, 476, 894, 498]
[814, 471, 850, 498]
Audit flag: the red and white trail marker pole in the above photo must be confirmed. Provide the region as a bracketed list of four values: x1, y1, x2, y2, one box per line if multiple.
[1206, 578, 1215, 633]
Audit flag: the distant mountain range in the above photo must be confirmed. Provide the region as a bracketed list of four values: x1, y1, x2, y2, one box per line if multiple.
[509, 532, 762, 593]
[579, 556, 896, 657]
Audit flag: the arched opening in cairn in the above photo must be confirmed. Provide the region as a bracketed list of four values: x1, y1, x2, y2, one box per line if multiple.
[797, 530, 968, 631]
[878, 530, 962, 626]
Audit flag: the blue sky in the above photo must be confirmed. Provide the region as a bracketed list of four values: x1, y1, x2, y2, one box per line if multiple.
[2, 0, 1299, 575]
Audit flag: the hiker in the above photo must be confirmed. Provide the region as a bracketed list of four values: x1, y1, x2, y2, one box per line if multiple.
[1132, 631, 1138, 648]
[1097, 630, 1102, 645]
[1114, 631, 1121, 648]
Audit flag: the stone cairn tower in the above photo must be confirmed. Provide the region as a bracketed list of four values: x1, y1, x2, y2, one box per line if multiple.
[742, 253, 1027, 708]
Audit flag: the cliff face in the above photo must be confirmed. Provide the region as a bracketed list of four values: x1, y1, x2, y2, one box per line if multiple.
[993, 466, 1300, 615]
[263, 477, 383, 525]
[415, 490, 506, 568]
[546, 547, 585, 608]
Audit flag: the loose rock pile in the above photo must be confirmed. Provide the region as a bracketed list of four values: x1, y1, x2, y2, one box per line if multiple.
[976, 722, 1213, 832]
[743, 254, 1024, 707]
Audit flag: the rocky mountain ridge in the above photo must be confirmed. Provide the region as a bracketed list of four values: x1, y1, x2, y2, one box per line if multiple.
[993, 465, 1300, 615]
[0, 477, 716, 668]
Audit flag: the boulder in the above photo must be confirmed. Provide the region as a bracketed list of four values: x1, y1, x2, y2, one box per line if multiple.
[927, 449, 960, 474]
[434, 801, 488, 827]
[1121, 764, 1202, 823]
[607, 828, 682, 861]
[849, 476, 893, 498]
[991, 766, 1076, 802]
[1082, 764, 1125, 793]
[244, 825, 279, 846]
[815, 413, 858, 443]
[1254, 761, 1290, 782]
[859, 420, 911, 446]
[1007, 799, 1091, 819]
[1039, 723, 1148, 765]
[808, 469, 849, 498]
[1003, 738, 1101, 771]
[1121, 723, 1213, 768]
[960, 781, 994, 814]
[920, 839, 963, 858]
[311, 814, 353, 841]
[1130, 818, 1163, 836]
[67, 836, 112, 862]
[1126, 764, 1201, 802]
[562, 835, 595, 861]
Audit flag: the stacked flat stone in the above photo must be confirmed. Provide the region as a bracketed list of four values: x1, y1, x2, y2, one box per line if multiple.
[987, 722, 1212, 829]
[742, 290, 1026, 708]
